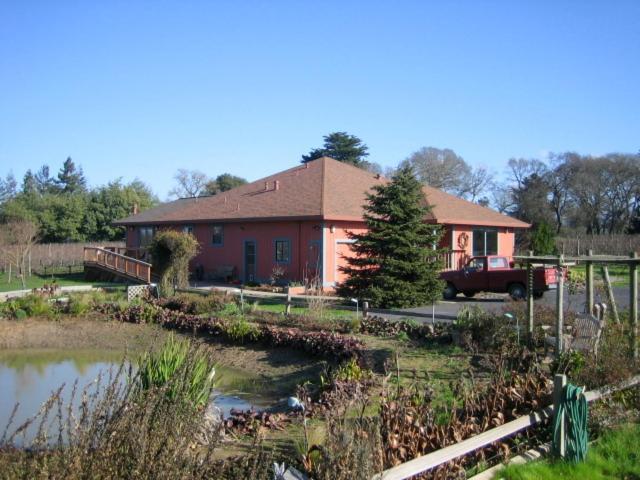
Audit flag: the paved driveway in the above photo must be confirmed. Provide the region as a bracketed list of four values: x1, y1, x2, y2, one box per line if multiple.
[381, 285, 636, 324]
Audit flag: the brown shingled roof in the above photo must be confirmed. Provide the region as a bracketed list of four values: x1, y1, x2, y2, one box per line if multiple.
[114, 157, 529, 228]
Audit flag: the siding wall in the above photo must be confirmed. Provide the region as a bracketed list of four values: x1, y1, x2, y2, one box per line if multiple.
[126, 221, 322, 283]
[127, 221, 519, 285]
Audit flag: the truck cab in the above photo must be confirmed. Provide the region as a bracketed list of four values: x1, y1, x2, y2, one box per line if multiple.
[440, 255, 557, 300]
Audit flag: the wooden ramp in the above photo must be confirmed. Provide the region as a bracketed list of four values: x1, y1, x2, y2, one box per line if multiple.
[83, 247, 152, 284]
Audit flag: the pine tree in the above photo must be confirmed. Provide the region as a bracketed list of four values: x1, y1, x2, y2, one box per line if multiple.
[336, 166, 444, 308]
[56, 157, 87, 193]
[301, 132, 369, 166]
[22, 170, 37, 195]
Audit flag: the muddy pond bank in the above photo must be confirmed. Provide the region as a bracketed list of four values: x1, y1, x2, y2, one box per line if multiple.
[0, 318, 327, 441]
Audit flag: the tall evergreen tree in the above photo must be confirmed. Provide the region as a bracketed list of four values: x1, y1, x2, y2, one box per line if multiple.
[301, 132, 369, 166]
[34, 165, 56, 194]
[336, 166, 444, 308]
[56, 157, 87, 193]
[22, 169, 37, 194]
[0, 172, 17, 203]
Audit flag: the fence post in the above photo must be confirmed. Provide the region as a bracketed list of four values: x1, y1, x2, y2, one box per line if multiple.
[586, 249, 594, 314]
[527, 250, 534, 343]
[286, 287, 292, 315]
[630, 252, 638, 359]
[555, 255, 565, 355]
[553, 373, 567, 458]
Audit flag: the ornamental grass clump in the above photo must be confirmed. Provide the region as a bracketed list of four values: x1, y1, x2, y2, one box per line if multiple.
[137, 334, 216, 408]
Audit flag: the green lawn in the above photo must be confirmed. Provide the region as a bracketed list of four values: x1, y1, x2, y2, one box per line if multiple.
[0, 272, 122, 293]
[496, 423, 640, 480]
[569, 264, 630, 286]
[249, 297, 357, 319]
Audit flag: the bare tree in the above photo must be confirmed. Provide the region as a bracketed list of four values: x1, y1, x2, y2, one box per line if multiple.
[506, 158, 548, 189]
[168, 169, 209, 199]
[399, 147, 471, 194]
[460, 167, 494, 202]
[0, 220, 39, 288]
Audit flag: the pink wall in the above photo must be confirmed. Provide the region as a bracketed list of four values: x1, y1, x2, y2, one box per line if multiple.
[325, 222, 518, 286]
[449, 225, 516, 258]
[127, 221, 322, 283]
[127, 220, 519, 285]
[323, 221, 367, 286]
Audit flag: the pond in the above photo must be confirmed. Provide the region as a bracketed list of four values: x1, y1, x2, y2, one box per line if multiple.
[0, 348, 279, 444]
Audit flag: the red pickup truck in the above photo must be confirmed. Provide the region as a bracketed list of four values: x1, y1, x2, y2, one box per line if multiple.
[440, 255, 559, 300]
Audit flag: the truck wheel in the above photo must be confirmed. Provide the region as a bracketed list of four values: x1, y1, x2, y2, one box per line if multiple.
[443, 283, 457, 300]
[508, 283, 526, 300]
[463, 291, 476, 298]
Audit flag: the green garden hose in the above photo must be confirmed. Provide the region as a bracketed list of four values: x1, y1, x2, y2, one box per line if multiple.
[552, 383, 589, 462]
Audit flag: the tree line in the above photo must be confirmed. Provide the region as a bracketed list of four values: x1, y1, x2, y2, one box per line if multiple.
[1, 135, 638, 244]
[0, 158, 157, 242]
[301, 132, 640, 236]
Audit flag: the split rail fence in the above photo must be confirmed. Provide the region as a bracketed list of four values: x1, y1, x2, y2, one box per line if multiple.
[372, 373, 640, 480]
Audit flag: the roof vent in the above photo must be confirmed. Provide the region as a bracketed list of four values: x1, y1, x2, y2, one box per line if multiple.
[264, 181, 269, 191]
[305, 162, 309, 169]
[275, 180, 280, 191]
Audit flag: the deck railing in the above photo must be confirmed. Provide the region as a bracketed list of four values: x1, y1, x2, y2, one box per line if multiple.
[102, 246, 150, 261]
[83, 247, 152, 283]
[439, 249, 468, 271]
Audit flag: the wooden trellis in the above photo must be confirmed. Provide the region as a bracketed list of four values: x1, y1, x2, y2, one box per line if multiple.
[514, 250, 639, 358]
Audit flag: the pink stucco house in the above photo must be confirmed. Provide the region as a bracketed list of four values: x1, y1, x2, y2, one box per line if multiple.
[114, 157, 529, 287]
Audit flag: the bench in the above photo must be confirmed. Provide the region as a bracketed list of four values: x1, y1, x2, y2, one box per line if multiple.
[545, 303, 607, 358]
[211, 265, 236, 282]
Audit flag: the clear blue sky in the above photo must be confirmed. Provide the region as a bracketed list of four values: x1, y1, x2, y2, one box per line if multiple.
[1, 1, 638, 199]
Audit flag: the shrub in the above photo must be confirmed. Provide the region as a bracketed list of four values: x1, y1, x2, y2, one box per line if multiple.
[224, 317, 259, 343]
[148, 230, 199, 296]
[160, 291, 229, 315]
[67, 294, 93, 315]
[454, 306, 517, 353]
[1, 294, 54, 319]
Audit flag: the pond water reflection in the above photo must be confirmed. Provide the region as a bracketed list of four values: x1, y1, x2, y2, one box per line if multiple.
[0, 349, 276, 444]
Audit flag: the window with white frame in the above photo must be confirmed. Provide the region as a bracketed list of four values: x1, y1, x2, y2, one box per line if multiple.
[472, 228, 498, 256]
[182, 225, 194, 235]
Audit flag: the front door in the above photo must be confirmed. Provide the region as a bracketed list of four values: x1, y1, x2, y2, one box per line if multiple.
[306, 240, 322, 283]
[244, 240, 256, 283]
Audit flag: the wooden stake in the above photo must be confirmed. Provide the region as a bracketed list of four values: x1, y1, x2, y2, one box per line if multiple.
[553, 374, 567, 458]
[586, 249, 594, 314]
[630, 252, 638, 359]
[601, 266, 620, 324]
[555, 255, 564, 355]
[527, 250, 534, 343]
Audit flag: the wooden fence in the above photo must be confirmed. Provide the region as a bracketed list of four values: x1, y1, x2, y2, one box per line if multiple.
[83, 247, 152, 284]
[557, 235, 640, 256]
[372, 374, 640, 480]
